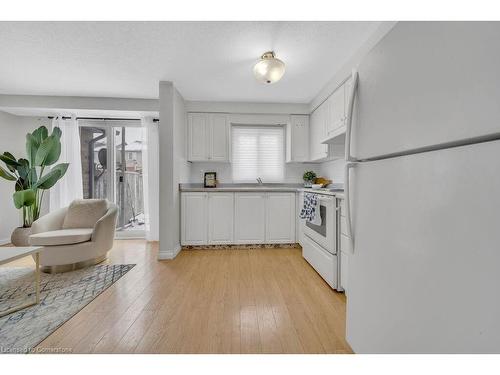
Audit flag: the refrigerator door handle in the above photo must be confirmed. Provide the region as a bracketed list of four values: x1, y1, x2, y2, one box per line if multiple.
[344, 162, 356, 252]
[345, 69, 359, 162]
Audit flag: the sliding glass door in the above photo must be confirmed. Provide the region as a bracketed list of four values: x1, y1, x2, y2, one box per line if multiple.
[79, 120, 145, 238]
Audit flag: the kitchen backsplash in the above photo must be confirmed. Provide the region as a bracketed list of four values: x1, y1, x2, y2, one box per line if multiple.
[189, 159, 346, 185]
[320, 159, 346, 183]
[189, 162, 322, 184]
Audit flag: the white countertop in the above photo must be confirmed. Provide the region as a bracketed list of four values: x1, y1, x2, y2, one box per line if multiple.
[180, 183, 345, 197]
[180, 183, 304, 192]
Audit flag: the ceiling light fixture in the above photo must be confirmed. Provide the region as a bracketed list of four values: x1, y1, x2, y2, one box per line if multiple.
[253, 51, 285, 84]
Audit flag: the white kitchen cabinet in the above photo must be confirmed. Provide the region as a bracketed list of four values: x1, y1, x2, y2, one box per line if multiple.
[287, 115, 310, 162]
[309, 104, 328, 161]
[266, 193, 296, 243]
[208, 193, 234, 244]
[209, 114, 229, 162]
[340, 251, 349, 293]
[188, 113, 229, 162]
[234, 193, 266, 244]
[181, 193, 208, 245]
[326, 84, 346, 137]
[182, 191, 298, 246]
[188, 113, 208, 161]
[337, 197, 351, 293]
[320, 76, 355, 146]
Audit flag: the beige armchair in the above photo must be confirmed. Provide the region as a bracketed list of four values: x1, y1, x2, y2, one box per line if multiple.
[29, 199, 118, 273]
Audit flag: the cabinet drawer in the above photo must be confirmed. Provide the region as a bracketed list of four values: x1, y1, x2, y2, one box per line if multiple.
[302, 235, 338, 289]
[340, 234, 352, 254]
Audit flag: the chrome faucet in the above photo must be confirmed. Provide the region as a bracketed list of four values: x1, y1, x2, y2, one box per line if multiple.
[256, 177, 263, 185]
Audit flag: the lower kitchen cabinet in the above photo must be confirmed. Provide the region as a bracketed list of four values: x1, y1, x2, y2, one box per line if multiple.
[181, 192, 208, 245]
[265, 193, 296, 243]
[181, 191, 296, 246]
[234, 193, 266, 244]
[337, 196, 351, 293]
[208, 193, 234, 244]
[340, 251, 349, 293]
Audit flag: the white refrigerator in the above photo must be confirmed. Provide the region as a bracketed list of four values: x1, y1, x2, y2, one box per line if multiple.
[345, 22, 500, 353]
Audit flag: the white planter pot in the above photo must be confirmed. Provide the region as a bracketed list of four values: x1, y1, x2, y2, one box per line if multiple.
[11, 227, 32, 247]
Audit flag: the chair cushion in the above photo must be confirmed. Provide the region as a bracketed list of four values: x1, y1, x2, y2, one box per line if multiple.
[63, 199, 108, 229]
[30, 228, 93, 246]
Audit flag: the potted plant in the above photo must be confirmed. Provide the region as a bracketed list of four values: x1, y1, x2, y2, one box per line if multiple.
[0, 126, 69, 246]
[303, 170, 317, 187]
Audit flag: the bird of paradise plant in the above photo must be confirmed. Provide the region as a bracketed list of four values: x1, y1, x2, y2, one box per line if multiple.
[0, 126, 69, 227]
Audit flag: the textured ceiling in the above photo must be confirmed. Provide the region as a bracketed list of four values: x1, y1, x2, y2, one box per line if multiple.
[0, 21, 381, 102]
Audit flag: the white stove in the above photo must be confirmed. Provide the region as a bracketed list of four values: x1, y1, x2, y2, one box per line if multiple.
[299, 185, 343, 291]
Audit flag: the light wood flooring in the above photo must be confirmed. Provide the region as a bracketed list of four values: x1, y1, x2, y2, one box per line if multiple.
[5, 240, 352, 353]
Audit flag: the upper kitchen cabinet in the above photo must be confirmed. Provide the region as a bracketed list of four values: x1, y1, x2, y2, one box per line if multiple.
[286, 115, 310, 162]
[322, 76, 353, 144]
[188, 112, 230, 162]
[326, 84, 345, 137]
[309, 102, 329, 161]
[188, 113, 208, 161]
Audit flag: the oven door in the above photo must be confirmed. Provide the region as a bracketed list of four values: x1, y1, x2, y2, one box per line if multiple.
[302, 194, 336, 254]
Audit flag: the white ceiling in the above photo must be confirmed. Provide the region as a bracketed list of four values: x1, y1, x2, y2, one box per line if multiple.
[0, 21, 381, 103]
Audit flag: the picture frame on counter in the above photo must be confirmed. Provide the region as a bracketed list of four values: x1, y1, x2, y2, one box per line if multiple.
[204, 172, 217, 188]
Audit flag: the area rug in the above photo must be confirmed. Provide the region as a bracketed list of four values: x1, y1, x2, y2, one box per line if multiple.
[0, 263, 135, 353]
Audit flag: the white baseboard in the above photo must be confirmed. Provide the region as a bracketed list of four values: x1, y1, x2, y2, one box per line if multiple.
[158, 244, 182, 260]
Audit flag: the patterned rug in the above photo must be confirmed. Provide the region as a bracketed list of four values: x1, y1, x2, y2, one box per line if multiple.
[0, 263, 135, 354]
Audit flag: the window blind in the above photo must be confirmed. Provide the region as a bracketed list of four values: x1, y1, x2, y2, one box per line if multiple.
[231, 125, 285, 182]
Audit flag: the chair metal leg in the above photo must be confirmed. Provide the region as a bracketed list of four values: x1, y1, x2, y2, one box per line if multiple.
[35, 252, 40, 304]
[0, 251, 41, 318]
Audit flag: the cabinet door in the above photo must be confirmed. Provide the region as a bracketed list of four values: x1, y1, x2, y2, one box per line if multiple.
[325, 94, 336, 136]
[328, 84, 346, 135]
[310, 104, 328, 160]
[266, 193, 296, 243]
[181, 193, 208, 245]
[188, 113, 209, 161]
[234, 193, 266, 244]
[309, 109, 318, 161]
[289, 115, 309, 162]
[208, 193, 234, 244]
[340, 251, 349, 293]
[209, 114, 229, 162]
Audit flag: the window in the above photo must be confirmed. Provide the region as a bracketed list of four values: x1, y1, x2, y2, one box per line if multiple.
[232, 125, 285, 182]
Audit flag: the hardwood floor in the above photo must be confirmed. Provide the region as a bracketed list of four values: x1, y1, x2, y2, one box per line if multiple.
[11, 240, 351, 353]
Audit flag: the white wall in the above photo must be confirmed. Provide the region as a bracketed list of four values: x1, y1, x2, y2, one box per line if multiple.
[189, 162, 320, 184]
[158, 81, 189, 259]
[158, 82, 175, 258]
[172, 88, 189, 253]
[0, 94, 158, 113]
[320, 159, 346, 184]
[174, 90, 190, 184]
[185, 101, 309, 115]
[0, 111, 51, 244]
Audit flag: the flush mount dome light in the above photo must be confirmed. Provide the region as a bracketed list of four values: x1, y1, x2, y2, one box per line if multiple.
[253, 51, 285, 84]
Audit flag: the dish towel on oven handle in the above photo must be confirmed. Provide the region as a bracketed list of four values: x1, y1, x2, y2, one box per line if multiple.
[299, 193, 322, 226]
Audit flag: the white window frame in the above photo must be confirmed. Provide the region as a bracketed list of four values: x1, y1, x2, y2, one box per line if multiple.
[231, 124, 285, 183]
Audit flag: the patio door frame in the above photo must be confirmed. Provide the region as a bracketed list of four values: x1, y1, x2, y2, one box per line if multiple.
[78, 119, 145, 239]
